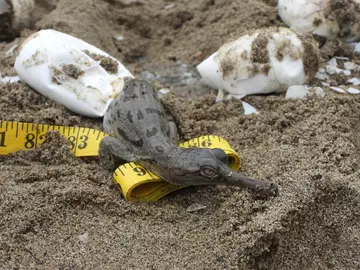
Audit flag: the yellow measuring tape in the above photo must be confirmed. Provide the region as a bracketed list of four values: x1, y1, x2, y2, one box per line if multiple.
[0, 120, 241, 202]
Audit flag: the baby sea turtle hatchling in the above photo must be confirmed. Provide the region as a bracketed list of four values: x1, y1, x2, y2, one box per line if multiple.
[99, 78, 278, 198]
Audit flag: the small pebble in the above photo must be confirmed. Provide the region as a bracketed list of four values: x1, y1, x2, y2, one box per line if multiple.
[328, 58, 338, 67]
[344, 62, 358, 71]
[165, 3, 175, 9]
[311, 87, 325, 98]
[341, 69, 351, 76]
[78, 232, 89, 243]
[113, 35, 125, 41]
[315, 72, 326, 81]
[158, 88, 170, 95]
[326, 66, 336, 75]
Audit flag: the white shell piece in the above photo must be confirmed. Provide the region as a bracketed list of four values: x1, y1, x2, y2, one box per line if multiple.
[0, 75, 21, 84]
[329, 86, 346, 93]
[186, 203, 206, 212]
[278, 0, 360, 42]
[14, 29, 134, 118]
[347, 87, 360, 94]
[348, 78, 360, 85]
[285, 85, 311, 99]
[242, 101, 259, 115]
[197, 27, 317, 97]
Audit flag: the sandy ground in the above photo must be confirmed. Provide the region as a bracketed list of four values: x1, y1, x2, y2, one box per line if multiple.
[1, 0, 360, 269]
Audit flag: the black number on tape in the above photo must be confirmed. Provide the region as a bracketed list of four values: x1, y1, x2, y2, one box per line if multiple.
[38, 134, 47, 144]
[68, 136, 76, 150]
[201, 140, 212, 147]
[78, 135, 88, 149]
[133, 167, 146, 176]
[0, 131, 6, 147]
[25, 133, 35, 149]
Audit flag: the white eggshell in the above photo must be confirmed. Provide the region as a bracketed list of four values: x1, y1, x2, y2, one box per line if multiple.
[278, 0, 336, 37]
[197, 27, 319, 96]
[14, 29, 134, 118]
[242, 101, 259, 115]
[0, 75, 21, 84]
[330, 86, 346, 93]
[347, 87, 360, 94]
[278, 0, 360, 42]
[348, 77, 360, 85]
[285, 85, 311, 99]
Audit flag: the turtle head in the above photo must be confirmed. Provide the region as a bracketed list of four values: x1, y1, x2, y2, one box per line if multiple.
[170, 148, 278, 198]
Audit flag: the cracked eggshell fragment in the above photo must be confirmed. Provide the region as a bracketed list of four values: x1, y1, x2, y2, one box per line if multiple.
[14, 29, 134, 118]
[197, 27, 319, 96]
[278, 0, 360, 42]
[285, 85, 312, 99]
[0, 0, 35, 40]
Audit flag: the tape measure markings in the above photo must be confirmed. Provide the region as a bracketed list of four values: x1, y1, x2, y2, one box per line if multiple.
[15, 122, 19, 137]
[0, 120, 108, 157]
[1, 120, 242, 202]
[115, 167, 125, 176]
[113, 136, 241, 202]
[74, 127, 80, 156]
[144, 167, 156, 179]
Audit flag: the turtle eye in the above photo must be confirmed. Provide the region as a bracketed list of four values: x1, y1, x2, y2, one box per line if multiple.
[200, 166, 217, 178]
[211, 148, 228, 164]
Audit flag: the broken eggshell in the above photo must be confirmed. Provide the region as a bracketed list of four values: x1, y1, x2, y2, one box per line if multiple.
[197, 27, 319, 98]
[14, 29, 134, 118]
[0, 0, 35, 40]
[278, 0, 360, 42]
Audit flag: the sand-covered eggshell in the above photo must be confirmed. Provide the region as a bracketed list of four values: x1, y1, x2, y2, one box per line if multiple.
[278, 0, 360, 42]
[14, 29, 134, 118]
[197, 27, 320, 96]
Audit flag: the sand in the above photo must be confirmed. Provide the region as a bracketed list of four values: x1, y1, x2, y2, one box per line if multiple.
[1, 0, 360, 269]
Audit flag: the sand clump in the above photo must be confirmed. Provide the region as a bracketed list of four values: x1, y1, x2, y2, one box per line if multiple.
[0, 0, 360, 269]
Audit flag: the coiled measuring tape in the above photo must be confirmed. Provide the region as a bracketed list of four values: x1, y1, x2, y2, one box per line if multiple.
[0, 120, 241, 202]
